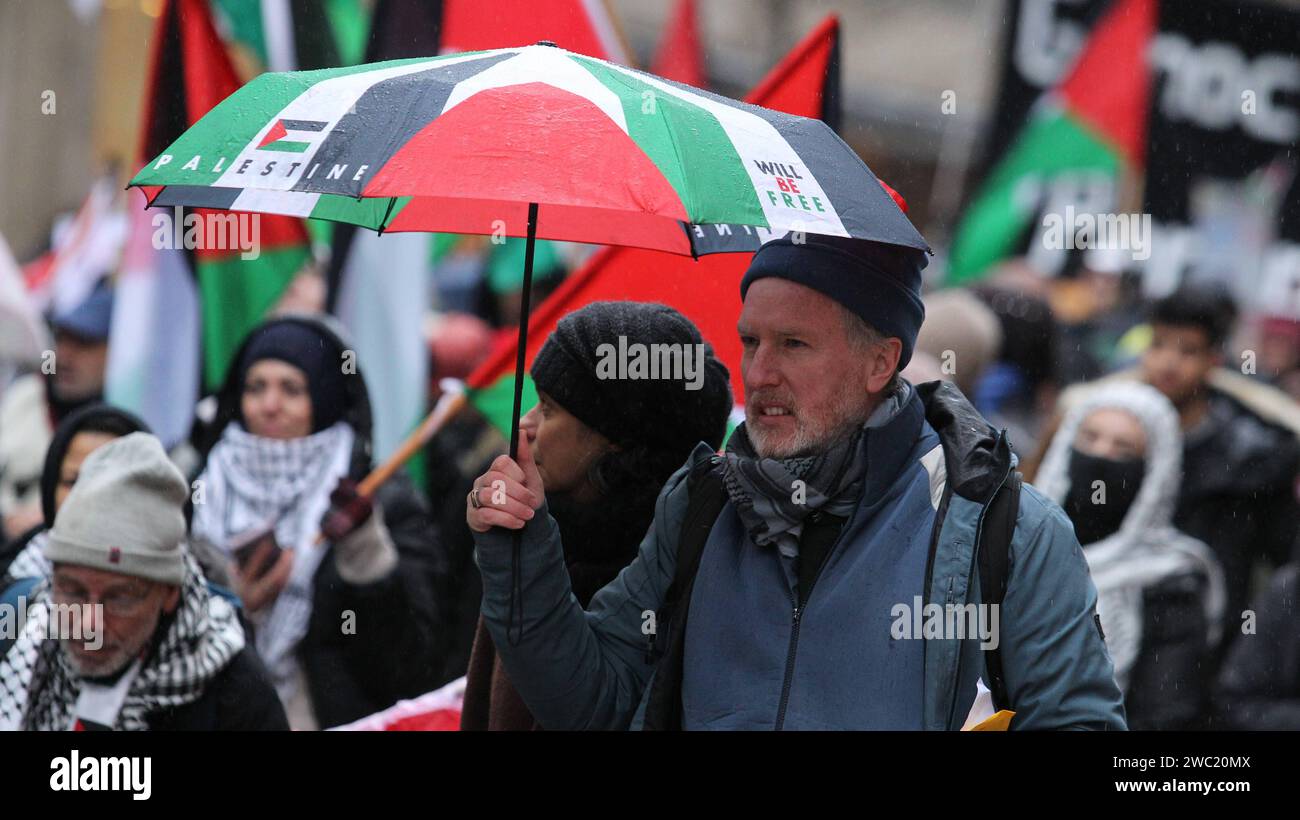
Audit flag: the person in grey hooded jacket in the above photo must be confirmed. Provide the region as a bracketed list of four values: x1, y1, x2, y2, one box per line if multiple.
[1035, 382, 1225, 729]
[467, 234, 1126, 731]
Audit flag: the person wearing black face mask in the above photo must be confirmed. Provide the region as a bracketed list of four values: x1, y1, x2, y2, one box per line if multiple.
[1062, 448, 1146, 547]
[1036, 383, 1225, 730]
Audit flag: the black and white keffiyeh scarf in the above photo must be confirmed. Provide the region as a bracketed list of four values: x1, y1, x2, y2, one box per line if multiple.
[2, 529, 52, 588]
[190, 421, 353, 701]
[0, 552, 244, 731]
[722, 384, 911, 558]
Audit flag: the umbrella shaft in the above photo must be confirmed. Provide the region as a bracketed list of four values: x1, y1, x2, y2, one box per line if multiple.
[509, 202, 540, 461]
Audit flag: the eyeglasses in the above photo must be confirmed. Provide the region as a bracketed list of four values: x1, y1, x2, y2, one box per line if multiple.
[51, 580, 154, 617]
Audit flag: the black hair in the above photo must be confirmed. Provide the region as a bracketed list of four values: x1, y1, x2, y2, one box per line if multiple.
[1149, 284, 1238, 350]
[590, 439, 699, 508]
[41, 403, 149, 528]
[544, 438, 702, 573]
[575, 409, 726, 563]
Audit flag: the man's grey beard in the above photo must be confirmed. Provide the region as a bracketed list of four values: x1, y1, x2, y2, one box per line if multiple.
[748, 386, 875, 459]
[60, 610, 161, 679]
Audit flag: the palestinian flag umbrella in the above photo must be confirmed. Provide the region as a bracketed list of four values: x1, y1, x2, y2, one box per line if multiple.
[129, 42, 928, 634]
[130, 41, 925, 442]
[130, 43, 925, 254]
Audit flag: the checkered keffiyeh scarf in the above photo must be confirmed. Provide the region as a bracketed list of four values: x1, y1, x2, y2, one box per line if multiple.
[0, 553, 244, 731]
[1, 529, 51, 588]
[190, 421, 354, 701]
[721, 384, 912, 558]
[722, 426, 867, 559]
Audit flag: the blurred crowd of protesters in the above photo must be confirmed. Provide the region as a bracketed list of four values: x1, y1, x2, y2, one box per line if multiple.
[0, 228, 1298, 730]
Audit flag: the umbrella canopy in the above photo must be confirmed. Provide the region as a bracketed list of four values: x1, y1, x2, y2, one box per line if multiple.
[129, 44, 928, 256]
[129, 42, 933, 645]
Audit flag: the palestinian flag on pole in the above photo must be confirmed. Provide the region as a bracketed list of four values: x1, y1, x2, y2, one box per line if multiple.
[325, 0, 443, 465]
[106, 187, 200, 448]
[946, 0, 1153, 285]
[29, 177, 127, 317]
[212, 0, 371, 71]
[132, 0, 311, 394]
[463, 15, 847, 437]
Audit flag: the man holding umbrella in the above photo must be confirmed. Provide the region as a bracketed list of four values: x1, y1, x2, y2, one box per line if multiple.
[467, 233, 1127, 730]
[124, 41, 1125, 728]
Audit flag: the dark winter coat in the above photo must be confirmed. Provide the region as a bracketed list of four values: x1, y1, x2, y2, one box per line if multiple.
[1123, 572, 1215, 730]
[460, 494, 651, 730]
[193, 314, 446, 728]
[422, 405, 505, 687]
[1215, 563, 1300, 730]
[1175, 388, 1299, 630]
[146, 648, 289, 730]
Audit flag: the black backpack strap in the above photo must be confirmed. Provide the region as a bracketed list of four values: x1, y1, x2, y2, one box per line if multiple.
[641, 455, 727, 730]
[978, 469, 1021, 714]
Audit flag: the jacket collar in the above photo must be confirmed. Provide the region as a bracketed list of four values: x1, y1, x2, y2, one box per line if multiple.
[855, 384, 927, 510]
[913, 380, 1012, 503]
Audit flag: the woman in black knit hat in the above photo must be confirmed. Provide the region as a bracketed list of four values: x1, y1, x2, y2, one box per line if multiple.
[461, 301, 732, 730]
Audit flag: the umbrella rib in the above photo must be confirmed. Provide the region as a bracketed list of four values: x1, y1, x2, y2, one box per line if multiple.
[376, 196, 398, 234]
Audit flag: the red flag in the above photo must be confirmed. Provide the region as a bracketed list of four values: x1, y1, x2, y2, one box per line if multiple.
[747, 13, 841, 128]
[331, 677, 466, 731]
[440, 0, 630, 62]
[466, 15, 844, 421]
[652, 0, 706, 88]
[138, 0, 308, 252]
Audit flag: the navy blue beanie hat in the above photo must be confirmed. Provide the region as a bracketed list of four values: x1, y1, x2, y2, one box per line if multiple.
[740, 234, 928, 368]
[234, 321, 348, 433]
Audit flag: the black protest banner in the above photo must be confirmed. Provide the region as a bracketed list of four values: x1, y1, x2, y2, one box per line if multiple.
[975, 0, 1110, 185]
[1139, 0, 1300, 317]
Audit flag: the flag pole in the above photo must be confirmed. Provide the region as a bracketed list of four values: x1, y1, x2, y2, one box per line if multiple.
[507, 202, 539, 646]
[312, 384, 467, 546]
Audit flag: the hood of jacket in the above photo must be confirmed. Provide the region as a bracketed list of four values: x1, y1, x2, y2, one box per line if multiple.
[1032, 381, 1225, 685]
[1035, 381, 1182, 537]
[914, 379, 1013, 504]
